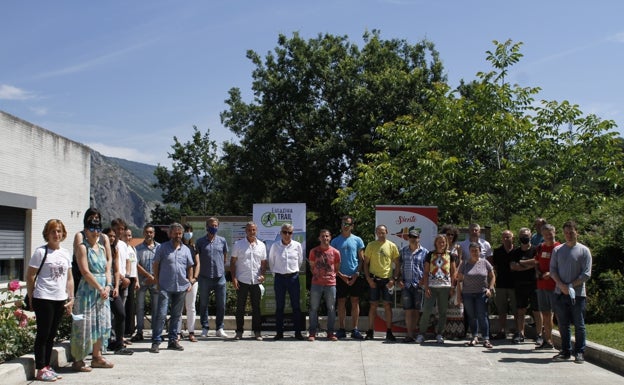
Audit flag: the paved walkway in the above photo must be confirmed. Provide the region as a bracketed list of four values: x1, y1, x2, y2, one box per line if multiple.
[8, 330, 623, 385]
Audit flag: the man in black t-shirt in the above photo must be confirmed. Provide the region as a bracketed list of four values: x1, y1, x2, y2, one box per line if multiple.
[510, 227, 540, 345]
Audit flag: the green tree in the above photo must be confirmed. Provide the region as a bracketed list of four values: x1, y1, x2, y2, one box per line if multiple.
[152, 126, 224, 218]
[219, 30, 445, 222]
[334, 39, 624, 232]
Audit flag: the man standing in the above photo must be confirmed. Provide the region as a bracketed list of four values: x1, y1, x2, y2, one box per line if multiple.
[510, 227, 540, 345]
[363, 224, 399, 341]
[268, 223, 304, 340]
[196, 217, 229, 339]
[534, 224, 560, 350]
[150, 223, 194, 353]
[531, 218, 547, 247]
[231, 222, 267, 341]
[307, 229, 341, 341]
[133, 224, 159, 341]
[397, 229, 428, 343]
[550, 221, 592, 364]
[490, 230, 517, 341]
[330, 215, 366, 340]
[460, 223, 493, 261]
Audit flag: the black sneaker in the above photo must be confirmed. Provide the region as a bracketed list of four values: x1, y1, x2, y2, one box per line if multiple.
[385, 330, 396, 342]
[273, 333, 284, 340]
[294, 332, 305, 340]
[574, 352, 585, 364]
[114, 347, 134, 355]
[512, 332, 525, 344]
[365, 329, 374, 340]
[167, 341, 184, 351]
[536, 341, 554, 350]
[553, 351, 571, 361]
[335, 328, 347, 339]
[130, 333, 144, 342]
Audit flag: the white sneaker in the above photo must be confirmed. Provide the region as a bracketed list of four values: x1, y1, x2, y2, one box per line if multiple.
[436, 334, 444, 344]
[201, 328, 208, 337]
[416, 334, 424, 343]
[216, 328, 228, 338]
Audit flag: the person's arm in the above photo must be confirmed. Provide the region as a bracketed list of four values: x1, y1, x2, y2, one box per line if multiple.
[259, 259, 267, 284]
[363, 249, 374, 288]
[456, 272, 464, 304]
[450, 257, 457, 294]
[485, 267, 496, 298]
[64, 268, 75, 314]
[152, 260, 160, 289]
[25, 265, 38, 309]
[422, 261, 431, 297]
[230, 256, 239, 289]
[192, 249, 200, 284]
[268, 244, 276, 272]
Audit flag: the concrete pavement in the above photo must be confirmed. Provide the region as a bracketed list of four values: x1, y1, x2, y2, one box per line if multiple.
[6, 327, 624, 385]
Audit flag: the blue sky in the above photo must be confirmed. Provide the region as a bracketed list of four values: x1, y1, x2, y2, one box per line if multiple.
[2, 0, 623, 166]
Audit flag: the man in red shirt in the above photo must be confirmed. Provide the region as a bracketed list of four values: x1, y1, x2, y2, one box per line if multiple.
[534, 224, 560, 350]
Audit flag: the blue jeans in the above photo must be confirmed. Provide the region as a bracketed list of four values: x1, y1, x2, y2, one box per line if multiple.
[554, 294, 586, 354]
[152, 289, 186, 343]
[198, 275, 227, 330]
[462, 292, 490, 338]
[136, 283, 159, 334]
[309, 284, 336, 335]
[274, 273, 302, 334]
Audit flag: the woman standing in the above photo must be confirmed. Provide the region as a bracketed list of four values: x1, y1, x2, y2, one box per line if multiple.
[26, 219, 74, 381]
[457, 242, 496, 348]
[70, 216, 113, 371]
[417, 234, 456, 344]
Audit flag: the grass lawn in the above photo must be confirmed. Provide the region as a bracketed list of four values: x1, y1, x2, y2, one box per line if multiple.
[586, 322, 624, 352]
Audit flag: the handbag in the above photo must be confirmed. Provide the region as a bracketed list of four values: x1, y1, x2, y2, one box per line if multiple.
[23, 245, 48, 311]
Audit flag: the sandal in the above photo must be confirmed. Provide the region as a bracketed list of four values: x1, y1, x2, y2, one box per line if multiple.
[91, 357, 114, 369]
[483, 340, 493, 349]
[188, 333, 197, 342]
[466, 337, 478, 347]
[72, 361, 92, 372]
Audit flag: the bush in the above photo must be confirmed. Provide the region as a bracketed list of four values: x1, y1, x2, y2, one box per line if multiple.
[0, 281, 36, 363]
[586, 270, 624, 323]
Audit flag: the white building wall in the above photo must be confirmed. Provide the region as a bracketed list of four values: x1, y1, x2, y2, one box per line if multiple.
[0, 111, 90, 263]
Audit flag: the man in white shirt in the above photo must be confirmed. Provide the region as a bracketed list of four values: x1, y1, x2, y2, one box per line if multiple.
[268, 223, 304, 340]
[231, 222, 268, 340]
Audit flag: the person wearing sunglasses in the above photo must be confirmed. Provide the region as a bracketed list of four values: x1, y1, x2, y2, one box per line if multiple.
[268, 223, 304, 340]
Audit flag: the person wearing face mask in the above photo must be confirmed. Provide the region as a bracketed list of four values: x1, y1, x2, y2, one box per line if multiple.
[180, 223, 200, 341]
[510, 227, 540, 347]
[196, 217, 229, 338]
[490, 230, 517, 341]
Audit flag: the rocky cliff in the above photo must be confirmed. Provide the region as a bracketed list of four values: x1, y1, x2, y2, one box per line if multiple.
[90, 150, 162, 230]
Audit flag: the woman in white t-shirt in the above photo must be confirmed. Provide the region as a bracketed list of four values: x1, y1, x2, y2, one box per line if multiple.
[26, 219, 74, 382]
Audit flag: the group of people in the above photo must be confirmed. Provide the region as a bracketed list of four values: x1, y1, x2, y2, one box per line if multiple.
[25, 211, 592, 381]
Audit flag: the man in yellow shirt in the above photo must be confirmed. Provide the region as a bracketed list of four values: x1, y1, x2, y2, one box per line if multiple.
[363, 224, 399, 341]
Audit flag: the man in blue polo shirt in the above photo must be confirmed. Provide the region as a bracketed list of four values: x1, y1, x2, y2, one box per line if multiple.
[150, 223, 194, 353]
[196, 217, 230, 339]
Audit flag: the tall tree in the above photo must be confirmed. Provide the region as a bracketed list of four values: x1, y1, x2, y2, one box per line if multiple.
[152, 126, 224, 218]
[333, 39, 624, 233]
[219, 30, 445, 221]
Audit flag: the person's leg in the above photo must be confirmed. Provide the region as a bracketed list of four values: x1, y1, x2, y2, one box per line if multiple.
[402, 287, 415, 337]
[250, 284, 262, 334]
[215, 275, 227, 330]
[494, 288, 508, 334]
[325, 285, 337, 335]
[274, 274, 287, 334]
[235, 282, 250, 333]
[573, 296, 587, 354]
[198, 276, 210, 331]
[418, 292, 436, 337]
[125, 277, 137, 335]
[336, 278, 348, 330]
[110, 295, 126, 350]
[152, 289, 169, 344]
[185, 281, 199, 335]
[476, 292, 490, 339]
[169, 291, 186, 343]
[45, 300, 65, 367]
[435, 287, 450, 335]
[554, 294, 572, 354]
[287, 274, 302, 334]
[462, 293, 478, 336]
[33, 298, 54, 370]
[135, 285, 147, 335]
[308, 285, 322, 334]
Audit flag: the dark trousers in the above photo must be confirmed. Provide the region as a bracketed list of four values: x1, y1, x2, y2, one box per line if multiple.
[274, 273, 302, 334]
[109, 293, 126, 350]
[33, 298, 65, 370]
[236, 282, 262, 333]
[125, 278, 137, 335]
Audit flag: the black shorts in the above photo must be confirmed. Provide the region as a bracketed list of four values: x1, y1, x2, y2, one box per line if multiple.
[515, 282, 537, 309]
[336, 275, 366, 299]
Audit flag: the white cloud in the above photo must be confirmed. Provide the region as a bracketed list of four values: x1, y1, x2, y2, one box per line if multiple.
[608, 32, 624, 43]
[87, 142, 163, 166]
[0, 84, 35, 100]
[29, 106, 48, 116]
